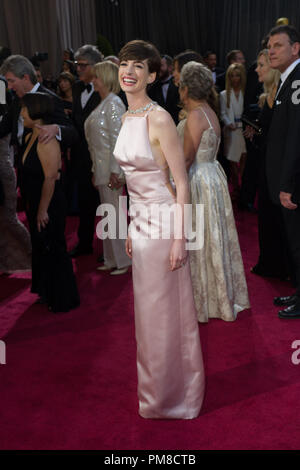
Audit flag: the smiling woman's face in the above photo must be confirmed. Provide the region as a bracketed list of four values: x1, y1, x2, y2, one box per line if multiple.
[119, 59, 155, 94]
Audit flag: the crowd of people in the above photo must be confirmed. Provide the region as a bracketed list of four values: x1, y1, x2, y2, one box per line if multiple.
[1, 16, 300, 418]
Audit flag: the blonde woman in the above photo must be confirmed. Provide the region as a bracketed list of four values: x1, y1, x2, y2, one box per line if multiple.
[84, 61, 130, 275]
[247, 50, 288, 279]
[220, 63, 247, 197]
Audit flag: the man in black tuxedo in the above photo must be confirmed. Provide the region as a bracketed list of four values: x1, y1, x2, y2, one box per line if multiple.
[265, 25, 300, 319]
[203, 51, 224, 90]
[0, 54, 77, 151]
[149, 55, 179, 124]
[69, 44, 103, 257]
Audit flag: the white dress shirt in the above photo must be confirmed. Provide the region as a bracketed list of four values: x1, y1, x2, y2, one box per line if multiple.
[81, 83, 94, 108]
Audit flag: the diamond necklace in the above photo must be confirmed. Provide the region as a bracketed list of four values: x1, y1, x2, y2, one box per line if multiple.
[127, 101, 155, 114]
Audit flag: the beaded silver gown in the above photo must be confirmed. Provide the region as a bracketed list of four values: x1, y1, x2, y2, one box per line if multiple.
[177, 108, 250, 322]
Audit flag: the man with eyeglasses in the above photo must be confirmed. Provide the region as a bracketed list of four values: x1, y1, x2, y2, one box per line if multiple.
[69, 44, 104, 258]
[0, 54, 78, 152]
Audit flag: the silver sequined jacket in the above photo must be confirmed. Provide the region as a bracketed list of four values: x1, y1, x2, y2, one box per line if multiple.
[84, 92, 126, 186]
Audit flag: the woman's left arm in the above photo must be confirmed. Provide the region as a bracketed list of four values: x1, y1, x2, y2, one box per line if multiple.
[150, 110, 189, 271]
[36, 140, 61, 232]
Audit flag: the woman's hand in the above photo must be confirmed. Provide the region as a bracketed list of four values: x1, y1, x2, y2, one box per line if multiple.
[243, 125, 256, 141]
[227, 123, 236, 131]
[108, 172, 124, 190]
[170, 239, 187, 271]
[125, 236, 132, 259]
[37, 209, 49, 232]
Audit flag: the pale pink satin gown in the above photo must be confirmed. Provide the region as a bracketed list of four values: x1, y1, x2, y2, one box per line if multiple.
[114, 106, 205, 419]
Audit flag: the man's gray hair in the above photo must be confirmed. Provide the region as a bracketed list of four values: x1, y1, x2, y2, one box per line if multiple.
[75, 44, 104, 65]
[0, 55, 37, 84]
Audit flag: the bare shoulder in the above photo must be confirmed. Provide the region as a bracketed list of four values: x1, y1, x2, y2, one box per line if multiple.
[149, 106, 174, 128]
[187, 108, 207, 131]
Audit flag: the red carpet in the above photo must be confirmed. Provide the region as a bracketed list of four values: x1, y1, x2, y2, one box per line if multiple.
[0, 211, 300, 450]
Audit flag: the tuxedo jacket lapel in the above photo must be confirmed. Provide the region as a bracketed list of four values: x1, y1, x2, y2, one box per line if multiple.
[277, 63, 300, 101]
[82, 92, 99, 116]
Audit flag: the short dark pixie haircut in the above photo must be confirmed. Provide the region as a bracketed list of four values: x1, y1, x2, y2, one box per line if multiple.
[118, 40, 161, 77]
[174, 50, 203, 71]
[269, 24, 300, 44]
[21, 92, 54, 124]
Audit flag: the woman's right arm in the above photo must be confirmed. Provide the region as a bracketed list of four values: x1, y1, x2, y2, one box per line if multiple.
[220, 92, 235, 129]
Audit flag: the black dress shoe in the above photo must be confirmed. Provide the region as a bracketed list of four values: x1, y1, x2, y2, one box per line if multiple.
[69, 245, 93, 258]
[273, 294, 299, 307]
[278, 303, 300, 319]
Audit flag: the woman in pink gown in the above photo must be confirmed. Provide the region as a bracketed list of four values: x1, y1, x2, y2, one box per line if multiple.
[113, 40, 205, 419]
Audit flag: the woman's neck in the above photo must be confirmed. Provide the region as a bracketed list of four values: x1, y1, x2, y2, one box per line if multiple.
[65, 88, 72, 100]
[126, 91, 152, 111]
[185, 98, 207, 112]
[99, 88, 110, 101]
[31, 120, 43, 136]
[232, 85, 241, 93]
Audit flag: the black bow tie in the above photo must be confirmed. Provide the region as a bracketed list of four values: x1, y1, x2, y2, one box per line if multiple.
[84, 83, 92, 93]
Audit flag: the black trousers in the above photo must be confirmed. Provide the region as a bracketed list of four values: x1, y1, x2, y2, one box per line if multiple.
[281, 205, 300, 295]
[255, 161, 290, 278]
[239, 140, 260, 206]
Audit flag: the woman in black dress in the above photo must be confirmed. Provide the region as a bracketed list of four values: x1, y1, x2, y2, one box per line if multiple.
[20, 92, 80, 312]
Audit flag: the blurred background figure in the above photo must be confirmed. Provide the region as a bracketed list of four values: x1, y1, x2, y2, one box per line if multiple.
[246, 50, 289, 279]
[220, 63, 247, 200]
[276, 17, 289, 25]
[69, 44, 103, 259]
[35, 66, 43, 84]
[20, 92, 80, 312]
[203, 50, 225, 87]
[104, 55, 120, 66]
[173, 50, 203, 87]
[177, 61, 249, 322]
[0, 75, 31, 273]
[149, 54, 180, 123]
[85, 60, 130, 275]
[57, 71, 75, 115]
